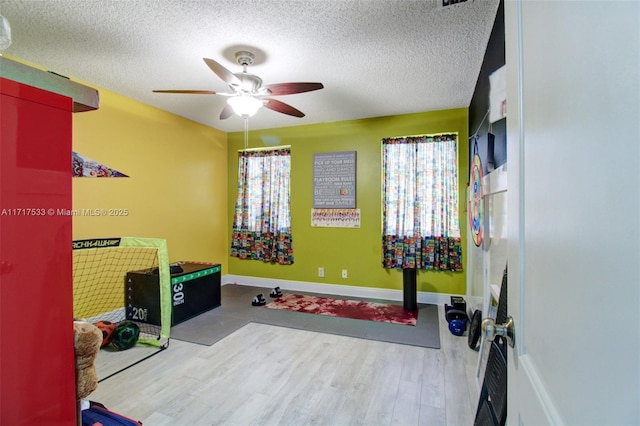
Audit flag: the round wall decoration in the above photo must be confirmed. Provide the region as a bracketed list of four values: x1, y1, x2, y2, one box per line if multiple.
[469, 142, 484, 247]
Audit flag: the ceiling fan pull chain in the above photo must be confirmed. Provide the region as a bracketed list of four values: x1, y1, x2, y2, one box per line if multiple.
[244, 116, 249, 150]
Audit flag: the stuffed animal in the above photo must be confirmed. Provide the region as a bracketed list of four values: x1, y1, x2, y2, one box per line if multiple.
[74, 321, 102, 400]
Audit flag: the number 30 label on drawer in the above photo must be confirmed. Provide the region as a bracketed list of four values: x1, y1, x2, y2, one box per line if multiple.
[173, 283, 185, 306]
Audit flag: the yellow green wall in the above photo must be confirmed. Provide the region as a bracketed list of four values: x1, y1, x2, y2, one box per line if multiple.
[227, 108, 469, 294]
[73, 88, 229, 269]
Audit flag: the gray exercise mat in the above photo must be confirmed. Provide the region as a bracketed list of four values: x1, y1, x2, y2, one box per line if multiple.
[170, 284, 440, 349]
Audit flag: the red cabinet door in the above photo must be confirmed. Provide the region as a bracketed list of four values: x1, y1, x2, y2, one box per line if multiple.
[0, 78, 76, 425]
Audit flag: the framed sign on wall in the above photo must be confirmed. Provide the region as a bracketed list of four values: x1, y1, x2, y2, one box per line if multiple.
[312, 151, 356, 209]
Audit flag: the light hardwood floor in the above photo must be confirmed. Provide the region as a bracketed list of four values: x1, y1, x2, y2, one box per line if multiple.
[89, 305, 480, 425]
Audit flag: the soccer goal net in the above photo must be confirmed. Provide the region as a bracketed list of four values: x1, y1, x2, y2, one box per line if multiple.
[72, 237, 171, 349]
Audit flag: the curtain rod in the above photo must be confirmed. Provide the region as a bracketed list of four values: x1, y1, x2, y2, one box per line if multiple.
[386, 132, 458, 140]
[238, 145, 291, 152]
[469, 109, 491, 140]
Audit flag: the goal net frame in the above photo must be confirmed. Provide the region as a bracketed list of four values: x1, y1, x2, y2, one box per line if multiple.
[72, 237, 171, 347]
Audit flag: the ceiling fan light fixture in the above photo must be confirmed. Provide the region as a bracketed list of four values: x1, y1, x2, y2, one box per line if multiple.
[227, 95, 263, 117]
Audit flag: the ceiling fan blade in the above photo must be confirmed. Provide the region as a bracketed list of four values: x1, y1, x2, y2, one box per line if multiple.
[262, 82, 324, 96]
[152, 90, 218, 94]
[203, 58, 242, 87]
[263, 98, 305, 118]
[219, 104, 234, 120]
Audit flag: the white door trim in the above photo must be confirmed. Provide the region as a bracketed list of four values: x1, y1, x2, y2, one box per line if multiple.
[519, 355, 564, 425]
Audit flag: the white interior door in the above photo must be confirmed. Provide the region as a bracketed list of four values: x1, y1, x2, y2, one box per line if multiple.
[504, 1, 639, 424]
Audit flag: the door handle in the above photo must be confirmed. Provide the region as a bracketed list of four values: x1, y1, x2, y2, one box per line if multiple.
[482, 316, 515, 348]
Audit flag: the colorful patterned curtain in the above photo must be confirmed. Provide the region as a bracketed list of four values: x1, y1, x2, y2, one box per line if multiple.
[382, 134, 462, 271]
[230, 148, 294, 265]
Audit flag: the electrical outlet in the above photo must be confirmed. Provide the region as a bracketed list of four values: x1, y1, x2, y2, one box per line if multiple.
[318, 267, 324, 278]
[342, 269, 348, 279]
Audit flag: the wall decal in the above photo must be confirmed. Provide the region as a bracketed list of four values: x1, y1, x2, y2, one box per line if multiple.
[72, 152, 129, 177]
[311, 208, 360, 228]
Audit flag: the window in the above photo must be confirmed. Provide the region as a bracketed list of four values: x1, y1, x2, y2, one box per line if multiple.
[230, 148, 293, 265]
[382, 134, 462, 271]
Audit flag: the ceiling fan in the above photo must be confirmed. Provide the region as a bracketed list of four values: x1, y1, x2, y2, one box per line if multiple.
[153, 51, 324, 120]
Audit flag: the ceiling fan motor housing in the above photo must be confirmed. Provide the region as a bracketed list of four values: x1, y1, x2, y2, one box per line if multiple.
[233, 72, 263, 93]
[232, 51, 263, 92]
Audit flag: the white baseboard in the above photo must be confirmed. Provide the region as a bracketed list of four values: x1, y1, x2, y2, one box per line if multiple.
[223, 274, 482, 308]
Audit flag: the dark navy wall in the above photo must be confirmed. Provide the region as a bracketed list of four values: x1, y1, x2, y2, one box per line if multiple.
[468, 0, 506, 174]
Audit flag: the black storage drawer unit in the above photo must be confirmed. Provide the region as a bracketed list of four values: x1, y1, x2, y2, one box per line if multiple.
[126, 262, 221, 326]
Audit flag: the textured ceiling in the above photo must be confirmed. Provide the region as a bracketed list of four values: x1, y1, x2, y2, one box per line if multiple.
[0, 0, 499, 133]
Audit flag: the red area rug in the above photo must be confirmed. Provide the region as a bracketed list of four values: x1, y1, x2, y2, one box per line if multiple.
[265, 293, 417, 326]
